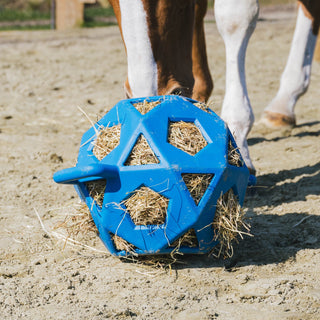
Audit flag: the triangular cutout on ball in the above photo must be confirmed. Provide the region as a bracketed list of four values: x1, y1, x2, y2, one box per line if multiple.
[124, 134, 159, 166]
[123, 186, 168, 226]
[170, 228, 198, 248]
[84, 179, 107, 208]
[132, 99, 161, 115]
[93, 124, 121, 161]
[227, 139, 243, 167]
[110, 232, 138, 254]
[182, 173, 214, 205]
[168, 121, 208, 156]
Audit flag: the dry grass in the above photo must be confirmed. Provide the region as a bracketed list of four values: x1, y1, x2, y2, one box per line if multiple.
[168, 121, 207, 156]
[228, 140, 243, 167]
[85, 180, 106, 208]
[53, 203, 97, 239]
[182, 174, 214, 205]
[123, 187, 168, 226]
[125, 135, 159, 165]
[133, 100, 161, 115]
[93, 124, 121, 161]
[212, 190, 252, 258]
[112, 234, 137, 255]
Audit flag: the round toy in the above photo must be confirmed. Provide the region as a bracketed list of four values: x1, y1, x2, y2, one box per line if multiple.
[53, 95, 251, 256]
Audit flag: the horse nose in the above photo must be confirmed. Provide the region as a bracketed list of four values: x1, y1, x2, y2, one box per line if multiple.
[168, 86, 192, 98]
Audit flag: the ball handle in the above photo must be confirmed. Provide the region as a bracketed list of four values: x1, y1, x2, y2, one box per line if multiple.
[53, 164, 119, 185]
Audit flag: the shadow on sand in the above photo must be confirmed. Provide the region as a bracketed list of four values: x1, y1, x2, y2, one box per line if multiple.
[174, 161, 320, 270]
[248, 120, 320, 146]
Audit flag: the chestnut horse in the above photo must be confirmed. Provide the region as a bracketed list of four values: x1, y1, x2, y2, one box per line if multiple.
[108, 0, 319, 174]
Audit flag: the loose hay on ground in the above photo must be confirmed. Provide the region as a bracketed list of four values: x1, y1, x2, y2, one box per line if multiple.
[54, 203, 97, 239]
[212, 190, 252, 258]
[168, 121, 207, 155]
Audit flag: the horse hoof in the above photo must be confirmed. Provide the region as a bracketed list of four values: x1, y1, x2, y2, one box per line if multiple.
[260, 111, 296, 128]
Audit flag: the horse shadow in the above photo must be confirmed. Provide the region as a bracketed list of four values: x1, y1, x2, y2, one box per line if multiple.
[248, 120, 320, 146]
[249, 162, 320, 205]
[170, 162, 320, 270]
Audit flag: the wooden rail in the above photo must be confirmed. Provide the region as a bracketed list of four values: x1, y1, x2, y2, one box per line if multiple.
[55, 0, 108, 30]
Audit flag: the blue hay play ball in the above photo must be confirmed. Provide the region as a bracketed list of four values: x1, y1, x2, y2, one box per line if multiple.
[53, 95, 251, 256]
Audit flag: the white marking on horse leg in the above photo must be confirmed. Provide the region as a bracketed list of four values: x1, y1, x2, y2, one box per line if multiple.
[214, 0, 259, 172]
[262, 5, 317, 126]
[119, 0, 158, 97]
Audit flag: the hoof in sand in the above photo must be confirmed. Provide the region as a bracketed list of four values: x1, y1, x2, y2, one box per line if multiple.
[260, 111, 296, 128]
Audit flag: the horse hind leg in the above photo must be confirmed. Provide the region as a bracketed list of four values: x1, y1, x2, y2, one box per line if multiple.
[260, 2, 318, 128]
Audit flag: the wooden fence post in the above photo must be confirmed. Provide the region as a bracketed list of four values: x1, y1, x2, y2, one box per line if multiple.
[55, 0, 84, 30]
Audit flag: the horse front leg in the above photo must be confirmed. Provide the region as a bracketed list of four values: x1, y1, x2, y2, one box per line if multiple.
[214, 0, 259, 173]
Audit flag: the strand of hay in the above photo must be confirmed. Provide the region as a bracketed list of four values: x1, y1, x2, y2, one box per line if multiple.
[212, 190, 252, 259]
[121, 255, 183, 275]
[85, 180, 106, 208]
[133, 100, 161, 115]
[228, 140, 243, 167]
[35, 208, 106, 254]
[125, 135, 159, 165]
[182, 174, 213, 205]
[93, 124, 121, 160]
[123, 187, 168, 226]
[168, 121, 207, 156]
[53, 203, 97, 239]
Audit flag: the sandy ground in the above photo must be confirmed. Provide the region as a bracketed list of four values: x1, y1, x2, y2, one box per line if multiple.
[1, 6, 320, 320]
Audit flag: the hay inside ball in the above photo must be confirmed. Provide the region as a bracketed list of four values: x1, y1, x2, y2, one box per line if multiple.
[112, 233, 137, 255]
[182, 173, 214, 205]
[170, 229, 198, 249]
[125, 135, 159, 166]
[193, 101, 211, 113]
[168, 121, 207, 156]
[85, 180, 106, 208]
[93, 124, 121, 161]
[228, 140, 243, 167]
[123, 186, 169, 226]
[133, 100, 161, 115]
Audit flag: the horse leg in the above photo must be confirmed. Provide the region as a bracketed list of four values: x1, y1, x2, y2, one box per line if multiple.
[192, 0, 213, 102]
[261, 1, 319, 127]
[214, 0, 259, 173]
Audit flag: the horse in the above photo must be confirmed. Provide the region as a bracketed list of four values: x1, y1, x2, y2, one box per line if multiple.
[107, 0, 319, 174]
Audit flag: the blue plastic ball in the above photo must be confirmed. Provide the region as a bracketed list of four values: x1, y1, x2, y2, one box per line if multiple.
[53, 95, 250, 256]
